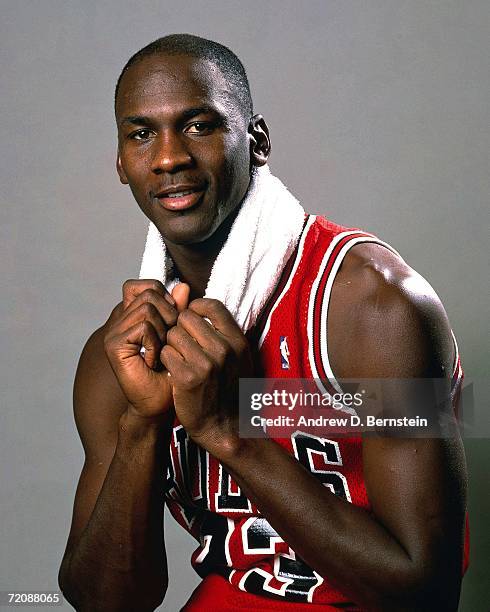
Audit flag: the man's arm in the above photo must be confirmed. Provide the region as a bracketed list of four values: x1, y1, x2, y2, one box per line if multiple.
[161, 245, 467, 611]
[59, 281, 185, 611]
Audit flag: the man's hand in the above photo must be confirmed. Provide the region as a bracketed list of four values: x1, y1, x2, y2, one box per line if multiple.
[104, 279, 189, 418]
[160, 298, 253, 452]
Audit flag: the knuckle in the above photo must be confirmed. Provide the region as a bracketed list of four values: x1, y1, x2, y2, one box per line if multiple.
[213, 343, 228, 366]
[149, 279, 165, 293]
[189, 298, 204, 308]
[166, 326, 178, 343]
[123, 279, 165, 299]
[177, 309, 191, 325]
[140, 320, 153, 335]
[181, 371, 200, 390]
[200, 298, 221, 312]
[235, 337, 248, 355]
[122, 278, 137, 292]
[160, 344, 170, 359]
[166, 311, 178, 328]
[190, 297, 218, 313]
[141, 287, 158, 302]
[206, 298, 222, 312]
[139, 301, 156, 317]
[201, 359, 214, 377]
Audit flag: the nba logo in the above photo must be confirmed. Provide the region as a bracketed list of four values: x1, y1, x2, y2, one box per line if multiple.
[279, 336, 290, 370]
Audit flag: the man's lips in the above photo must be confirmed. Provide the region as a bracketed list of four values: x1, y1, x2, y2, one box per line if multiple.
[153, 184, 206, 211]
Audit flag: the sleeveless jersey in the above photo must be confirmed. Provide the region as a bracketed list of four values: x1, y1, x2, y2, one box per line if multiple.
[164, 216, 467, 611]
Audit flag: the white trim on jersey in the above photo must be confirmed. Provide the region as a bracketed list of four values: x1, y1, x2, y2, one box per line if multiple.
[258, 215, 317, 349]
[307, 231, 369, 410]
[308, 233, 401, 408]
[450, 330, 463, 401]
[451, 329, 460, 378]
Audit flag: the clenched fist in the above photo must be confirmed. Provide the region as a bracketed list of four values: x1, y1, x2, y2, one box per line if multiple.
[104, 279, 189, 418]
[160, 298, 253, 456]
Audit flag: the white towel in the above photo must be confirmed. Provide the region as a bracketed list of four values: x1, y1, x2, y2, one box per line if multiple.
[139, 165, 306, 332]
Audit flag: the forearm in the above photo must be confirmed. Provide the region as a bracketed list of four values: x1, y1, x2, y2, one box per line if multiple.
[218, 437, 456, 611]
[60, 410, 172, 611]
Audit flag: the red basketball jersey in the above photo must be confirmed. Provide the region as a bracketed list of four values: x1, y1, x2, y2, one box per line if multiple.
[165, 216, 467, 610]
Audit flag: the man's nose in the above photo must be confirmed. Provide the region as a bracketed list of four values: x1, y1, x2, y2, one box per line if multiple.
[151, 131, 193, 174]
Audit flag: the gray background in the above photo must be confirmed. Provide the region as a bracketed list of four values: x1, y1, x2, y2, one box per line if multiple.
[1, 1, 488, 610]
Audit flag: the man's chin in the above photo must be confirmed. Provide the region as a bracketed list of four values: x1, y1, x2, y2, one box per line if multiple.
[149, 198, 242, 249]
[154, 218, 218, 248]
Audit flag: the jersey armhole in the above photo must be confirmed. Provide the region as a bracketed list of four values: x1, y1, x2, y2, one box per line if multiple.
[450, 330, 463, 391]
[308, 234, 401, 410]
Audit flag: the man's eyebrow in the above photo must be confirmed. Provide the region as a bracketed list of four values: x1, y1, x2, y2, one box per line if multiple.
[180, 106, 223, 120]
[119, 107, 224, 127]
[119, 115, 152, 127]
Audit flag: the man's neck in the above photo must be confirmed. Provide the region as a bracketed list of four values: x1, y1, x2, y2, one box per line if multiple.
[165, 207, 240, 301]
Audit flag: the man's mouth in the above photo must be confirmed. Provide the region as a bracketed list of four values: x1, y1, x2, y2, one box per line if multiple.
[154, 185, 206, 211]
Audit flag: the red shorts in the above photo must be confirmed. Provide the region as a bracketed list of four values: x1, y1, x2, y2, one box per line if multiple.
[181, 574, 360, 611]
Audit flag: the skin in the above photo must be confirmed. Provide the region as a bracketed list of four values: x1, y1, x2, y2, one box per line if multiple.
[115, 54, 269, 298]
[59, 53, 467, 611]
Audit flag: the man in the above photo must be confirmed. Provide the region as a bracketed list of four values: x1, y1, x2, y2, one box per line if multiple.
[59, 35, 467, 611]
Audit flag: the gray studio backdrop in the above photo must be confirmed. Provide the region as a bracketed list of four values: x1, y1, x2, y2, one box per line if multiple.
[1, 1, 489, 610]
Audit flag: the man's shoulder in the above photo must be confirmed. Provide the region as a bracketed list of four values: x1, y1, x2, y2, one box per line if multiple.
[74, 304, 127, 437]
[328, 239, 455, 380]
[339, 240, 441, 316]
[307, 214, 441, 316]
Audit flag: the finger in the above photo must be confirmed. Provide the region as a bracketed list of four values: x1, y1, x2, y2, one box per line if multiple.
[138, 321, 163, 369]
[166, 325, 206, 364]
[160, 344, 191, 381]
[122, 288, 178, 328]
[176, 309, 231, 366]
[172, 282, 191, 313]
[188, 298, 241, 337]
[115, 302, 168, 344]
[122, 279, 176, 310]
[106, 320, 162, 370]
[112, 304, 167, 364]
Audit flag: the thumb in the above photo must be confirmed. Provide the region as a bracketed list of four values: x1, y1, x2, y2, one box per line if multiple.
[172, 282, 190, 312]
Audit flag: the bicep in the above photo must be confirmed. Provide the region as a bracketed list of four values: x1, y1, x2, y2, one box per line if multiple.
[65, 323, 128, 549]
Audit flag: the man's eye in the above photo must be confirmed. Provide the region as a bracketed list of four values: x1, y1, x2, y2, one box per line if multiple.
[130, 129, 154, 140]
[185, 122, 214, 135]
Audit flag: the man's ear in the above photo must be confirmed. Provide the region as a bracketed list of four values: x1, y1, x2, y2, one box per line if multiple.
[249, 114, 271, 168]
[116, 152, 128, 184]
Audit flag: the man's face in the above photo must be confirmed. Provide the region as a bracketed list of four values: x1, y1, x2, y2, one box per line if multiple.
[115, 54, 253, 245]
